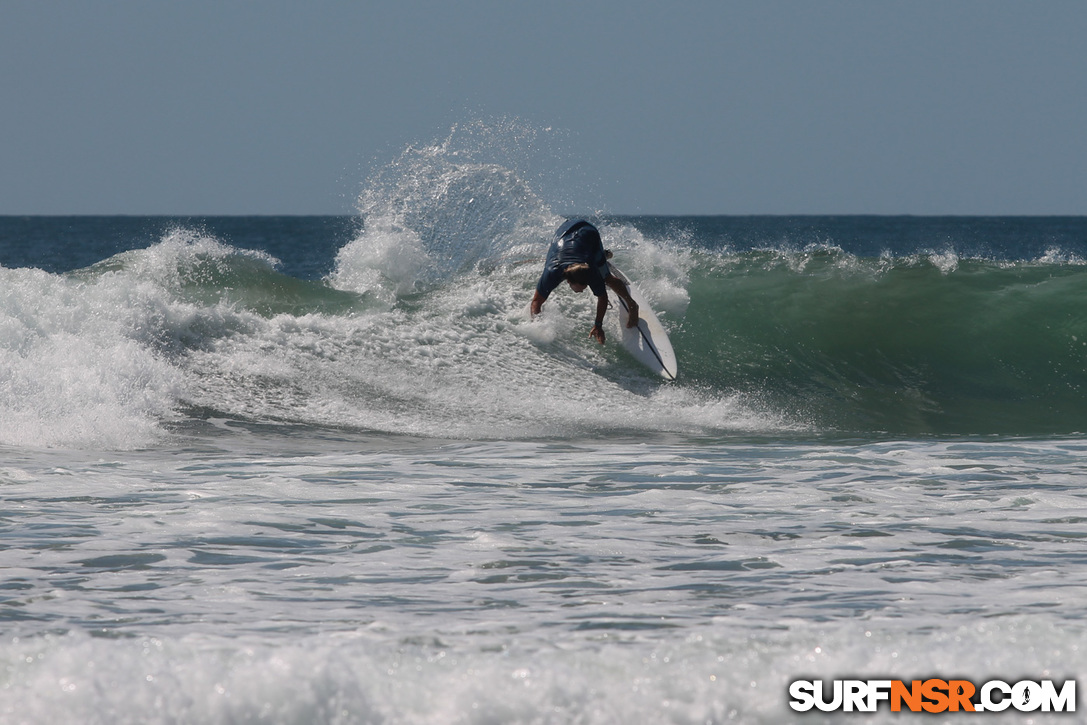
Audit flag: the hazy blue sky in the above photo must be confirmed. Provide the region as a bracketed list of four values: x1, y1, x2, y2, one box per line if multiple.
[2, 1, 1085, 215]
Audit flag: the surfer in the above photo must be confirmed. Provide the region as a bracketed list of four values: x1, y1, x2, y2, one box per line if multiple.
[530, 219, 639, 344]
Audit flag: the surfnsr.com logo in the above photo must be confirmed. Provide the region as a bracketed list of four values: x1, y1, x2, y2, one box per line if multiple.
[788, 678, 1076, 713]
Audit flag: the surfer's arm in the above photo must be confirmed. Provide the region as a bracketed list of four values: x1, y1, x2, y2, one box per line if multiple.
[532, 266, 564, 318]
[589, 293, 608, 344]
[530, 290, 546, 317]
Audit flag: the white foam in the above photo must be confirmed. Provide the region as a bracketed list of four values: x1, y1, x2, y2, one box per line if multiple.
[94, 227, 279, 289]
[0, 228, 295, 450]
[3, 618, 1082, 724]
[329, 224, 432, 302]
[0, 266, 184, 449]
[599, 221, 693, 320]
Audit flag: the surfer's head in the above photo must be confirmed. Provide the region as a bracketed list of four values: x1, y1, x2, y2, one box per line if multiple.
[563, 263, 591, 292]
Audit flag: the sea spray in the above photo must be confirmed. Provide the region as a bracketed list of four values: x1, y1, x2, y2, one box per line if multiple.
[331, 121, 561, 300]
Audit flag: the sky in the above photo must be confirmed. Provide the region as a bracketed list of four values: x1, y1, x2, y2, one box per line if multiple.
[2, 1, 1085, 216]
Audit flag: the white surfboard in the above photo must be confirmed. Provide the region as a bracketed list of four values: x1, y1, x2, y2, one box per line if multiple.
[608, 264, 678, 381]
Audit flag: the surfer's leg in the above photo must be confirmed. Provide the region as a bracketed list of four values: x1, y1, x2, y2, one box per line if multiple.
[605, 275, 639, 327]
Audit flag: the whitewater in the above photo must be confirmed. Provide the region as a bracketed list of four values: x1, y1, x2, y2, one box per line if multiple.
[2, 132, 1087, 723]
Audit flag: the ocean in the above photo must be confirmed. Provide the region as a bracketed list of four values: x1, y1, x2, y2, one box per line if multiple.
[3, 143, 1087, 723]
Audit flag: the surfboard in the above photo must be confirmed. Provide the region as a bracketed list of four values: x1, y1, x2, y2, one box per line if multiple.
[608, 264, 678, 381]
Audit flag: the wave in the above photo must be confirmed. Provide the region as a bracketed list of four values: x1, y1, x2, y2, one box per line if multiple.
[679, 247, 1087, 435]
[0, 223, 773, 450]
[4, 134, 1086, 448]
[7, 229, 1086, 449]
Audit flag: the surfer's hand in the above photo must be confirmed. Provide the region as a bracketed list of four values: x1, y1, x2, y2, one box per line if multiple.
[626, 302, 639, 328]
[589, 325, 605, 345]
[530, 292, 544, 318]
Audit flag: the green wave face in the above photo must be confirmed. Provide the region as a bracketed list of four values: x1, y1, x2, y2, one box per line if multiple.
[678, 250, 1087, 436]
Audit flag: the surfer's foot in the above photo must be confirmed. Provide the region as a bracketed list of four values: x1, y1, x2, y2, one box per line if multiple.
[626, 301, 639, 327]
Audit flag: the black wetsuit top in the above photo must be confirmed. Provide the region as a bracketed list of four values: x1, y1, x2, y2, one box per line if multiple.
[535, 219, 610, 300]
